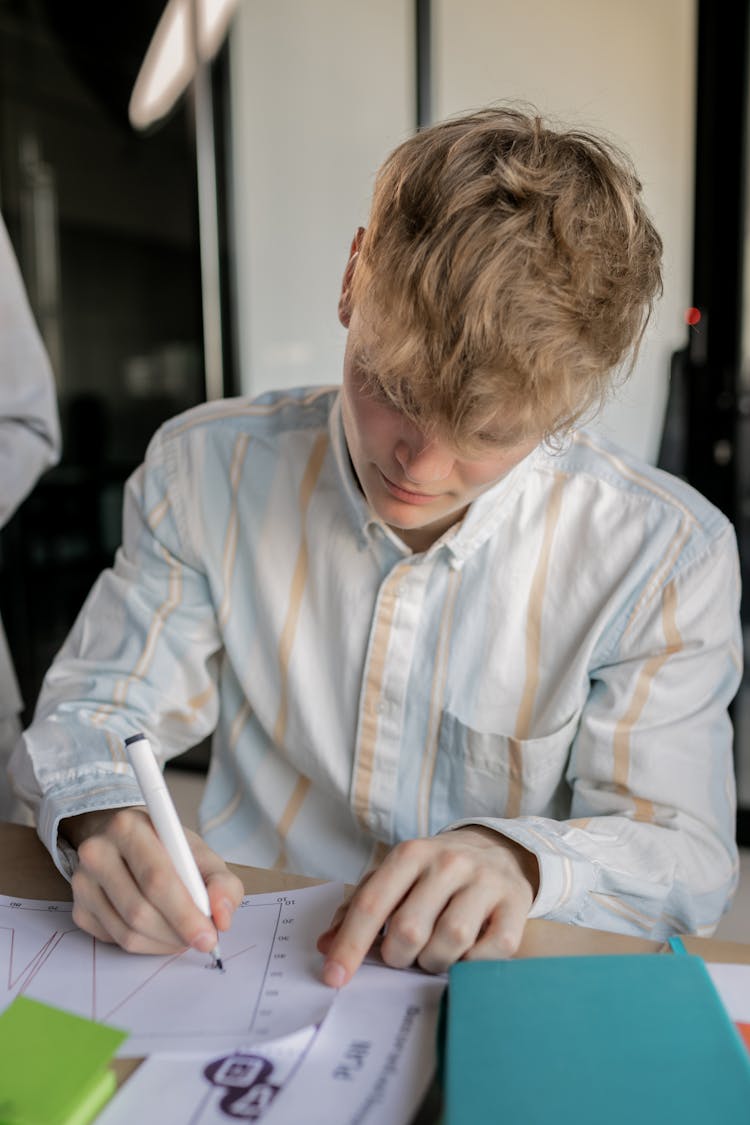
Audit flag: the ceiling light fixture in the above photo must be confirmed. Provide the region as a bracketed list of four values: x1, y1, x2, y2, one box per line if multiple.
[129, 0, 238, 131]
[129, 0, 239, 402]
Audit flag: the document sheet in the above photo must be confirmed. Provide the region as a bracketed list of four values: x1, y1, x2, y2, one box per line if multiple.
[0, 883, 444, 1123]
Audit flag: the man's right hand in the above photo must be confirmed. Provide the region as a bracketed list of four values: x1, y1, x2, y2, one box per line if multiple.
[60, 807, 244, 956]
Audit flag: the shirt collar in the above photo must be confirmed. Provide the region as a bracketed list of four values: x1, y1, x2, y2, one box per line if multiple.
[328, 392, 382, 545]
[442, 444, 541, 568]
[327, 390, 540, 566]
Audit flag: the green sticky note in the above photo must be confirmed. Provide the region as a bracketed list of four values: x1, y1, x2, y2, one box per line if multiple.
[0, 996, 127, 1125]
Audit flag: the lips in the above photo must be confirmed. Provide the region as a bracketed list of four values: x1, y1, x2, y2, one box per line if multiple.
[378, 469, 442, 505]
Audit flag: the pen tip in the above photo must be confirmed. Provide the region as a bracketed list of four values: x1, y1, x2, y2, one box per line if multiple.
[216, 957, 224, 971]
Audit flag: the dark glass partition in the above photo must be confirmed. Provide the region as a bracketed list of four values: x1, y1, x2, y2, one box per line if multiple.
[660, 1, 750, 844]
[0, 0, 204, 716]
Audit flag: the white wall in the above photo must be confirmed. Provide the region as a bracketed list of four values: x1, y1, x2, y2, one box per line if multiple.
[432, 0, 696, 462]
[229, 0, 414, 397]
[228, 0, 696, 463]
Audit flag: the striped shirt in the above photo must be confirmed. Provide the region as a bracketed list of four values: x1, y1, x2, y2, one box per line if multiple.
[13, 387, 742, 940]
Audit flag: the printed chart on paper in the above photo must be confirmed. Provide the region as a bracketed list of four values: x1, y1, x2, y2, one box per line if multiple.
[0, 882, 444, 1123]
[0, 882, 344, 1055]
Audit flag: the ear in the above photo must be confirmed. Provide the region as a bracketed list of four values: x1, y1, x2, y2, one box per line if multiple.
[338, 227, 365, 328]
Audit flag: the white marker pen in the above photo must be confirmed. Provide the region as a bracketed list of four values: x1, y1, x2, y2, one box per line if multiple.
[125, 732, 223, 970]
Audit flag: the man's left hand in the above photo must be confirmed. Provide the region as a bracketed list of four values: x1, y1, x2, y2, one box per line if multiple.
[316, 826, 539, 987]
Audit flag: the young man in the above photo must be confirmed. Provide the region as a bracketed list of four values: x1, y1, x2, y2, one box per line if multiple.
[11, 109, 741, 988]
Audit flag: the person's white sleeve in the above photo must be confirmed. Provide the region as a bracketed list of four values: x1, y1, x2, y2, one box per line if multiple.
[10, 427, 222, 877]
[444, 524, 742, 940]
[0, 213, 61, 527]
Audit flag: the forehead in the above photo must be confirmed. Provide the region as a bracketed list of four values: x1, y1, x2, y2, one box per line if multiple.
[345, 305, 543, 451]
[349, 372, 535, 457]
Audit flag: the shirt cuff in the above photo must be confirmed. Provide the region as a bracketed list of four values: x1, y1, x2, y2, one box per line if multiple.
[439, 816, 598, 920]
[39, 777, 146, 881]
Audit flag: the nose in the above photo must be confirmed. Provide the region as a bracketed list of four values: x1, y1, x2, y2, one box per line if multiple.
[394, 433, 454, 484]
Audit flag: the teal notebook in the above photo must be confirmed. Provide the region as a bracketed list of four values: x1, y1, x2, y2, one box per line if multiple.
[444, 954, 750, 1124]
[0, 996, 127, 1125]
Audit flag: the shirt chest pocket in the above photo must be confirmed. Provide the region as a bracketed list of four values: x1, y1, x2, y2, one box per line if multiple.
[435, 710, 580, 823]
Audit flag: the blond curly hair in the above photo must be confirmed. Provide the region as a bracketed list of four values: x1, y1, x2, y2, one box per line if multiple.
[349, 106, 663, 448]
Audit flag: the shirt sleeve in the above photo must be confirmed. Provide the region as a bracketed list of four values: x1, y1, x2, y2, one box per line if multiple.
[0, 214, 61, 526]
[445, 522, 742, 940]
[10, 426, 223, 878]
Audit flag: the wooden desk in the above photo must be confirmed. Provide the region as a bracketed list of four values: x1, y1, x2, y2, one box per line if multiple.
[2, 821, 749, 1093]
[3, 822, 748, 961]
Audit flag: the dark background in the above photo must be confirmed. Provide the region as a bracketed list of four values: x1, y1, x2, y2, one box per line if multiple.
[0, 0, 204, 714]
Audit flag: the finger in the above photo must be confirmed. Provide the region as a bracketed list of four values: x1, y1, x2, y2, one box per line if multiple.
[413, 884, 493, 974]
[72, 808, 221, 955]
[316, 914, 353, 956]
[186, 832, 245, 932]
[315, 895, 352, 953]
[321, 842, 427, 987]
[121, 828, 221, 952]
[80, 813, 215, 951]
[205, 873, 245, 932]
[76, 808, 193, 941]
[75, 830, 189, 949]
[317, 914, 390, 958]
[462, 899, 527, 961]
[73, 874, 187, 955]
[316, 927, 339, 956]
[379, 852, 476, 971]
[70, 899, 117, 944]
[317, 873, 377, 955]
[316, 919, 342, 956]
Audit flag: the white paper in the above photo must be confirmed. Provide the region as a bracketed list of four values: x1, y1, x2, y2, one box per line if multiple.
[98, 962, 444, 1124]
[263, 961, 444, 1125]
[0, 883, 344, 1055]
[707, 962, 750, 1023]
[0, 883, 446, 1122]
[97, 1026, 320, 1124]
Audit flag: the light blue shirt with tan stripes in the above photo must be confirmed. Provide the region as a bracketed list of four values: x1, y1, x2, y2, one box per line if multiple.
[13, 386, 742, 940]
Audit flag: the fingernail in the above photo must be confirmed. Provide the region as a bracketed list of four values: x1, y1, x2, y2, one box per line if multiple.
[221, 898, 234, 917]
[194, 931, 215, 952]
[322, 959, 347, 989]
